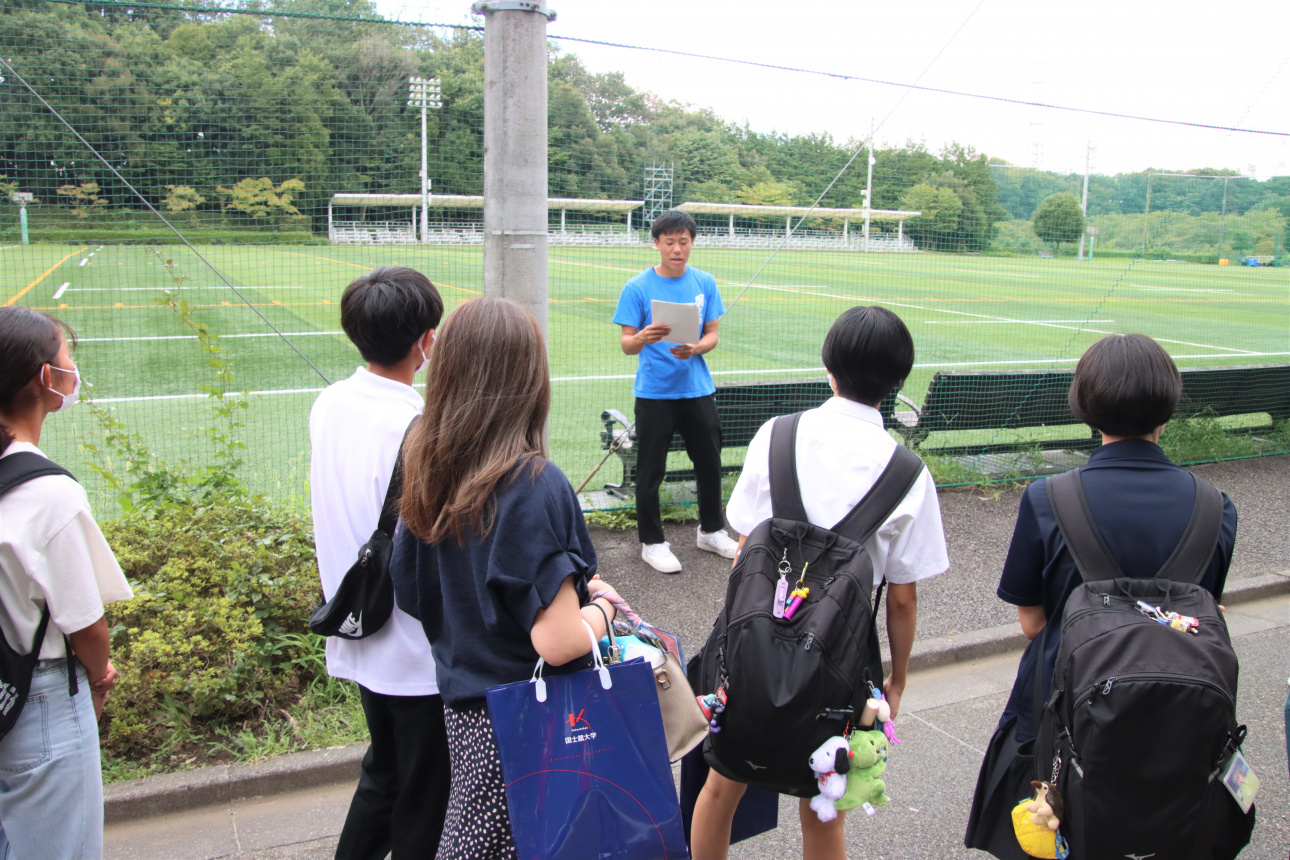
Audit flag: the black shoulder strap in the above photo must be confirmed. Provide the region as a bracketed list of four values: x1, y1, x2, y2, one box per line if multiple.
[375, 417, 418, 537]
[1047, 469, 1224, 585]
[831, 445, 925, 546]
[768, 412, 809, 522]
[1047, 469, 1124, 583]
[1153, 475, 1225, 586]
[0, 452, 75, 497]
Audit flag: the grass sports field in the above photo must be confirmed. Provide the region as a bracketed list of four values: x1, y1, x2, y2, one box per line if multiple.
[3, 240, 1287, 510]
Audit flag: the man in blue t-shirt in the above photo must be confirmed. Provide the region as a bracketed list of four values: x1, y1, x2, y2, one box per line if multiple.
[613, 210, 738, 573]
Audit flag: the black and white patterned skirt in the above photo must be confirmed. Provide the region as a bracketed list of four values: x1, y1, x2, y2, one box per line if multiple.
[436, 703, 517, 860]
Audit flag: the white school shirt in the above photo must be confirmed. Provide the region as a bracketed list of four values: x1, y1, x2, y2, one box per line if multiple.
[309, 367, 439, 696]
[726, 397, 949, 587]
[0, 443, 134, 659]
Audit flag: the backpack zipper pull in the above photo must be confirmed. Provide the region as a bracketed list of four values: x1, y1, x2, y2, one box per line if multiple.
[1101, 677, 1116, 695]
[1102, 593, 1110, 607]
[773, 550, 790, 618]
[803, 632, 815, 651]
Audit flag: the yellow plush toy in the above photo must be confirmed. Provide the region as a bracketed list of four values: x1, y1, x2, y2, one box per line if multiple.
[1010, 781, 1069, 859]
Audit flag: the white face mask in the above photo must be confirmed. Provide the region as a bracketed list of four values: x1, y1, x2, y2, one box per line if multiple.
[45, 363, 81, 413]
[415, 344, 430, 374]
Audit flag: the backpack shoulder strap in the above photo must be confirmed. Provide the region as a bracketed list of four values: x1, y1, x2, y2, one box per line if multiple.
[375, 417, 418, 537]
[0, 452, 75, 497]
[830, 445, 925, 545]
[1153, 475, 1224, 586]
[1046, 468, 1124, 583]
[768, 412, 809, 522]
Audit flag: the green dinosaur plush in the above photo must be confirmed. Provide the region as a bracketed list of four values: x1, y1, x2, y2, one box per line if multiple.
[835, 730, 890, 812]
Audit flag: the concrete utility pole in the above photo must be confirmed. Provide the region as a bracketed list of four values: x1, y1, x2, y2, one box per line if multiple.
[862, 117, 875, 250]
[472, 0, 555, 342]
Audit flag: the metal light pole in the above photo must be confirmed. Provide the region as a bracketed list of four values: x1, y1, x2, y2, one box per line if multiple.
[862, 118, 875, 250]
[472, 0, 556, 342]
[408, 76, 441, 243]
[1077, 142, 1091, 260]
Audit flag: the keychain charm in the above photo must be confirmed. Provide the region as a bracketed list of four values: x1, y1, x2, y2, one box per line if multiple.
[773, 549, 791, 618]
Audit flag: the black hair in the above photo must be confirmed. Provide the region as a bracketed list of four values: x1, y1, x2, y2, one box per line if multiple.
[821, 306, 914, 407]
[339, 266, 444, 367]
[1068, 333, 1181, 438]
[650, 210, 697, 240]
[0, 307, 76, 454]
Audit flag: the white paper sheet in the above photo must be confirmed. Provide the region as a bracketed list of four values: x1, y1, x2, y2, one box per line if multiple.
[650, 300, 701, 344]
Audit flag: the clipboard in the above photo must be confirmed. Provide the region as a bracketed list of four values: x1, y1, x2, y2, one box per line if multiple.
[650, 300, 701, 344]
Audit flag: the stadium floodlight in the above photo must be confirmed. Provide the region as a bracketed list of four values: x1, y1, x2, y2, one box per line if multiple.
[408, 76, 442, 243]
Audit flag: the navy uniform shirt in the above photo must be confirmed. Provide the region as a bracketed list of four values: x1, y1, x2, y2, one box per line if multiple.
[390, 458, 598, 709]
[996, 439, 1237, 742]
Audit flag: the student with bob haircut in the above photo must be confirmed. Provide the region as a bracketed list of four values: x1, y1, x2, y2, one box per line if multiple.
[692, 306, 948, 860]
[309, 266, 448, 859]
[389, 297, 624, 860]
[0, 307, 134, 859]
[965, 333, 1238, 857]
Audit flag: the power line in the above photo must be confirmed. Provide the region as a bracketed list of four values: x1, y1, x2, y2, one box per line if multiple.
[0, 56, 335, 387]
[41, 0, 481, 29]
[547, 34, 1290, 140]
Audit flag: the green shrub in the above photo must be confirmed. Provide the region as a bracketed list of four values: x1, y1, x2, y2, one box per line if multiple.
[99, 499, 320, 760]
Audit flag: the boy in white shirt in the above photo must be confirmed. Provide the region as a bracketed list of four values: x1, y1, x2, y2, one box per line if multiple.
[309, 267, 446, 860]
[691, 306, 949, 860]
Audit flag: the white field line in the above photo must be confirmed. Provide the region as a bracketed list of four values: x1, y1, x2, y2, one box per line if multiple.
[0, 245, 20, 252]
[747, 284, 1260, 355]
[79, 331, 343, 343]
[1137, 286, 1234, 293]
[87, 352, 1290, 404]
[52, 282, 70, 300]
[925, 320, 1114, 325]
[78, 258, 89, 267]
[68, 285, 308, 292]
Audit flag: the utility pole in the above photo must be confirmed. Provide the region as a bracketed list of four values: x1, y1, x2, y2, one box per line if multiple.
[408, 76, 441, 243]
[473, 0, 555, 342]
[862, 118, 874, 250]
[1077, 142, 1091, 260]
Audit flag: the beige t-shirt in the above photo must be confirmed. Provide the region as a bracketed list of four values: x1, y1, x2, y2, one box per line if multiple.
[0, 443, 134, 659]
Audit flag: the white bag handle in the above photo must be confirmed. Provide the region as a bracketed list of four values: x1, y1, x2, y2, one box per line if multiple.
[530, 618, 611, 703]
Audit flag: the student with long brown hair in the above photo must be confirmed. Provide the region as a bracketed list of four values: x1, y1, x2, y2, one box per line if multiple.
[389, 297, 621, 860]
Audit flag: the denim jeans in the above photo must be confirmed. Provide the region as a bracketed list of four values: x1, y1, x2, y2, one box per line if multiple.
[0, 659, 101, 860]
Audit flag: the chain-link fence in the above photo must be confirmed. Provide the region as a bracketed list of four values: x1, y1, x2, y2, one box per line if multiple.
[3, 0, 1287, 512]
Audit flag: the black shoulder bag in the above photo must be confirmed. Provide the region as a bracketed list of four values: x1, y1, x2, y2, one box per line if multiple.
[308, 419, 416, 640]
[0, 452, 79, 740]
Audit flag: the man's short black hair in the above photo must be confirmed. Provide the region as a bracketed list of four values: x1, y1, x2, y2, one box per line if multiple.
[821, 306, 914, 407]
[651, 210, 697, 240]
[1068, 333, 1181, 437]
[340, 266, 444, 367]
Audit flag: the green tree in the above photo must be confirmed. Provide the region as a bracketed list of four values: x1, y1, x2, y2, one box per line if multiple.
[57, 182, 108, 219]
[1033, 192, 1086, 252]
[899, 183, 961, 250]
[163, 185, 205, 212]
[216, 178, 306, 220]
[736, 181, 798, 206]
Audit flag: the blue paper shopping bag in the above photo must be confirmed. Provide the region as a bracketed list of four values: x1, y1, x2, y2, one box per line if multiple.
[486, 623, 689, 860]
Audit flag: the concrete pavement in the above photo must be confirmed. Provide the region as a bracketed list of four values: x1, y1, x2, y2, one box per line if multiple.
[105, 592, 1290, 860]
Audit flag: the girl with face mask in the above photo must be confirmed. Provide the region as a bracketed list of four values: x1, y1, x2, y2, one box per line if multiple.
[0, 307, 134, 859]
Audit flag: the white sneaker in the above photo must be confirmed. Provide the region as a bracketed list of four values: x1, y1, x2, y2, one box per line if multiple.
[641, 541, 682, 574]
[696, 527, 739, 559]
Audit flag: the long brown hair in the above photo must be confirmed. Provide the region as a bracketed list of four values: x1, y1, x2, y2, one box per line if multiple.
[400, 297, 550, 545]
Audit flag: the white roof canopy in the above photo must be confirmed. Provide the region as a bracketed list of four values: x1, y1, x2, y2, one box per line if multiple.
[676, 201, 921, 221]
[329, 193, 642, 213]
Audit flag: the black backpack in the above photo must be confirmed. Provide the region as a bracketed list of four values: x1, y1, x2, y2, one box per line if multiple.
[1035, 468, 1255, 859]
[0, 452, 79, 740]
[697, 412, 924, 796]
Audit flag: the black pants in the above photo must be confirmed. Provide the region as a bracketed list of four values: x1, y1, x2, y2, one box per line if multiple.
[634, 395, 725, 545]
[335, 686, 451, 860]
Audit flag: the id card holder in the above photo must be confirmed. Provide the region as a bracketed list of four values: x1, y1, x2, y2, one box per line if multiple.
[1219, 749, 1259, 813]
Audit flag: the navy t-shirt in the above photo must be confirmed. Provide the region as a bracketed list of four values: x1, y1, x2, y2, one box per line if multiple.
[996, 440, 1237, 742]
[389, 458, 598, 709]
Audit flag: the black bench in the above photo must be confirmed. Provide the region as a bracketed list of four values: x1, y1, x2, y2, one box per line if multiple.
[892, 364, 1290, 455]
[597, 379, 899, 496]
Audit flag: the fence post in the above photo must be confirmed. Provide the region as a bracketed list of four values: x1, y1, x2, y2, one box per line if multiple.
[472, 0, 555, 343]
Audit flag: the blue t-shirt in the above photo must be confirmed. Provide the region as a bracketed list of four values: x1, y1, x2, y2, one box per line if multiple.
[389, 458, 598, 709]
[612, 265, 726, 400]
[995, 440, 1237, 742]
